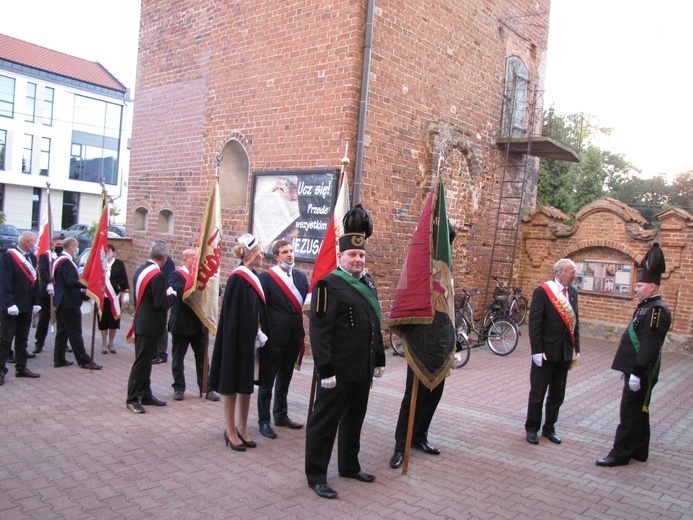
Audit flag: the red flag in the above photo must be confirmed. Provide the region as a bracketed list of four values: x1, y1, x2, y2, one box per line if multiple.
[37, 190, 53, 262]
[80, 204, 110, 318]
[309, 173, 350, 291]
[183, 179, 222, 333]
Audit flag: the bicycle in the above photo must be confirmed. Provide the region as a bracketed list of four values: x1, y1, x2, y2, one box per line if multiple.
[482, 276, 529, 327]
[455, 287, 520, 356]
[389, 321, 471, 369]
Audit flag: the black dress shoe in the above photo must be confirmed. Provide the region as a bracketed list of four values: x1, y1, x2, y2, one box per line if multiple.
[259, 422, 277, 439]
[389, 451, 404, 469]
[596, 456, 629, 467]
[312, 483, 338, 499]
[140, 395, 167, 406]
[33, 345, 43, 354]
[0, 372, 5, 386]
[15, 368, 40, 378]
[526, 431, 539, 445]
[542, 431, 562, 444]
[26, 352, 36, 359]
[173, 390, 184, 401]
[54, 360, 75, 367]
[632, 454, 648, 462]
[127, 402, 146, 414]
[151, 358, 167, 364]
[340, 471, 376, 483]
[275, 417, 303, 429]
[205, 391, 221, 402]
[412, 442, 441, 455]
[223, 430, 246, 452]
[236, 428, 257, 448]
[79, 363, 102, 370]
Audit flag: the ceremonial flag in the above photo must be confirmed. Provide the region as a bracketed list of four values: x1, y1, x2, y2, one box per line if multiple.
[37, 190, 54, 263]
[184, 179, 222, 333]
[389, 176, 455, 390]
[80, 203, 111, 319]
[309, 172, 350, 291]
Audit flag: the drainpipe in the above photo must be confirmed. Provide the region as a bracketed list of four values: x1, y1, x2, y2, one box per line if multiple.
[353, 0, 375, 204]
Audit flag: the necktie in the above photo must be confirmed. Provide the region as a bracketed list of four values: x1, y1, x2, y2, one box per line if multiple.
[562, 287, 568, 298]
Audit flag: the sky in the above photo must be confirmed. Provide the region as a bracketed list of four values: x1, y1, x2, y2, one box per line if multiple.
[1, 0, 691, 180]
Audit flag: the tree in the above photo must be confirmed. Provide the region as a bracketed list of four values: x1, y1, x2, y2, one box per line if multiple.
[670, 170, 693, 212]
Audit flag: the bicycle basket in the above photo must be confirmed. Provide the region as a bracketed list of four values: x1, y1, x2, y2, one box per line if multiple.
[493, 287, 509, 302]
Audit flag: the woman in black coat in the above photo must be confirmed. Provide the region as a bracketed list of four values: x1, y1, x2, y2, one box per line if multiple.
[98, 244, 129, 354]
[209, 233, 269, 452]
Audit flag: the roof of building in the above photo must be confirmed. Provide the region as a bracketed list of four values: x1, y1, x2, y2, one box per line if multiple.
[0, 33, 126, 93]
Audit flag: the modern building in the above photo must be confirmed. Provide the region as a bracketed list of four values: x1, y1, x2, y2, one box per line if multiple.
[127, 1, 579, 318]
[0, 33, 130, 231]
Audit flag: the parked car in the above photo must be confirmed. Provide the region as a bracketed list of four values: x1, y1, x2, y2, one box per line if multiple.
[75, 230, 120, 252]
[108, 225, 127, 237]
[76, 248, 91, 275]
[61, 223, 90, 238]
[0, 224, 22, 253]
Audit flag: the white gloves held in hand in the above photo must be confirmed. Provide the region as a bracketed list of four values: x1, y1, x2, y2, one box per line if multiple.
[321, 376, 337, 389]
[47, 283, 55, 296]
[166, 287, 176, 297]
[374, 367, 385, 378]
[121, 292, 130, 304]
[532, 353, 547, 367]
[7, 305, 19, 316]
[255, 330, 268, 349]
[32, 305, 41, 314]
[628, 374, 641, 392]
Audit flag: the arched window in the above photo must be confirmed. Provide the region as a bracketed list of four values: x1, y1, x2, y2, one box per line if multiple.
[134, 206, 148, 231]
[219, 139, 250, 207]
[501, 56, 529, 138]
[158, 209, 173, 233]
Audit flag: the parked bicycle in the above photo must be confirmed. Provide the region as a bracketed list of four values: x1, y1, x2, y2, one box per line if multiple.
[455, 287, 520, 356]
[482, 276, 528, 327]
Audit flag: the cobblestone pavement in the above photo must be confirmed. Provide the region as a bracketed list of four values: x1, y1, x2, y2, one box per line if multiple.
[1, 310, 692, 519]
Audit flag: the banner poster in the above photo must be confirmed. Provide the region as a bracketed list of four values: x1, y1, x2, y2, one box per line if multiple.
[250, 170, 338, 262]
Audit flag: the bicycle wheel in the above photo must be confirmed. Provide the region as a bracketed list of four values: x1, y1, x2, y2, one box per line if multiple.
[482, 305, 502, 329]
[455, 311, 471, 335]
[453, 327, 471, 368]
[389, 330, 405, 357]
[486, 317, 519, 356]
[509, 296, 528, 325]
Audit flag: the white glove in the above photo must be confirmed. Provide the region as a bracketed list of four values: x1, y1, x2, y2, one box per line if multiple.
[321, 376, 337, 389]
[166, 287, 176, 297]
[620, 372, 625, 381]
[254, 329, 268, 349]
[532, 353, 546, 367]
[47, 283, 55, 296]
[628, 374, 641, 392]
[32, 305, 41, 315]
[7, 305, 19, 316]
[121, 293, 130, 304]
[374, 367, 385, 378]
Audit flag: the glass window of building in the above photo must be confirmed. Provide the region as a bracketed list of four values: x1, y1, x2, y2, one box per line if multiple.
[43, 87, 54, 126]
[31, 187, 41, 229]
[26, 82, 37, 122]
[0, 129, 6, 170]
[23, 134, 33, 173]
[61, 191, 80, 229]
[40, 137, 51, 176]
[70, 94, 122, 185]
[0, 75, 15, 118]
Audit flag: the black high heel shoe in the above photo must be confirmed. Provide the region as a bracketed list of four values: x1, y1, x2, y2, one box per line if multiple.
[237, 427, 257, 448]
[224, 430, 246, 452]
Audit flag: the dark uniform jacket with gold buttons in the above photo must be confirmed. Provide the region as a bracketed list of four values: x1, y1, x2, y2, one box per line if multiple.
[611, 295, 671, 380]
[309, 271, 385, 383]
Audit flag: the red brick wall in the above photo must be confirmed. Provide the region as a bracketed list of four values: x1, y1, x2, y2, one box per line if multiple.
[127, 1, 552, 329]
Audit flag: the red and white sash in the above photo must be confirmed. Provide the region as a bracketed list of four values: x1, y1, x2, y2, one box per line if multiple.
[268, 265, 306, 369]
[541, 281, 577, 350]
[105, 258, 121, 320]
[126, 263, 161, 343]
[233, 265, 266, 304]
[52, 253, 77, 279]
[177, 266, 195, 293]
[8, 248, 37, 285]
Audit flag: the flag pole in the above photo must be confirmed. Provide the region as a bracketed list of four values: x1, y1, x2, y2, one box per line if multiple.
[88, 181, 108, 371]
[402, 374, 420, 475]
[307, 142, 349, 424]
[45, 182, 57, 331]
[201, 155, 222, 399]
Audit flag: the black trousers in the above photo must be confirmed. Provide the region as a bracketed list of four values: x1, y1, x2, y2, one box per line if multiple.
[0, 311, 32, 372]
[257, 341, 300, 424]
[34, 292, 51, 348]
[525, 359, 571, 434]
[608, 378, 652, 462]
[155, 312, 170, 361]
[171, 333, 206, 393]
[127, 334, 158, 404]
[394, 365, 445, 452]
[305, 380, 370, 486]
[54, 308, 91, 366]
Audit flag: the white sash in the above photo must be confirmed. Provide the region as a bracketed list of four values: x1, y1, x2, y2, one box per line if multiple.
[270, 265, 304, 307]
[233, 265, 265, 303]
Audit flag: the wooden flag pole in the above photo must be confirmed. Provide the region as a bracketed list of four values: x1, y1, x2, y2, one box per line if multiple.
[402, 374, 420, 475]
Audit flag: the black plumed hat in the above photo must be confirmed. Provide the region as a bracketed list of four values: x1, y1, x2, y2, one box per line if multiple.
[342, 204, 373, 239]
[637, 242, 666, 285]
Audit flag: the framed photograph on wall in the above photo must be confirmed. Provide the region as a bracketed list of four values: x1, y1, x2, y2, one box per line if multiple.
[250, 169, 339, 263]
[575, 259, 634, 296]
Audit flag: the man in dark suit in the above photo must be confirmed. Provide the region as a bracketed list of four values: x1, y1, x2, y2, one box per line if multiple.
[305, 232, 386, 499]
[525, 258, 580, 445]
[169, 248, 220, 402]
[126, 241, 176, 414]
[257, 240, 309, 438]
[152, 247, 175, 364]
[0, 231, 41, 384]
[33, 233, 64, 354]
[52, 237, 102, 370]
